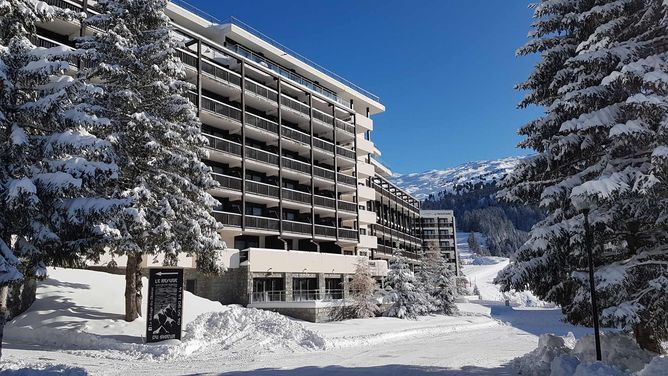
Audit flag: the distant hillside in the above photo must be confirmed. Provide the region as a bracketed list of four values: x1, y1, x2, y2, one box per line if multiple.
[393, 156, 543, 257]
[391, 156, 524, 200]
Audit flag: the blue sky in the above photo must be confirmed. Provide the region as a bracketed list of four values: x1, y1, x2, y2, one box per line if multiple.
[192, 1, 542, 173]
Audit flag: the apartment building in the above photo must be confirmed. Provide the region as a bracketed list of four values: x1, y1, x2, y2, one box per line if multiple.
[419, 210, 460, 275]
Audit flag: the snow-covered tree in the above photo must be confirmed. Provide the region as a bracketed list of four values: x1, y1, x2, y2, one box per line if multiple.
[0, 0, 120, 357]
[383, 248, 430, 319]
[495, 0, 668, 353]
[467, 233, 482, 254]
[421, 242, 458, 315]
[78, 0, 225, 321]
[348, 259, 379, 319]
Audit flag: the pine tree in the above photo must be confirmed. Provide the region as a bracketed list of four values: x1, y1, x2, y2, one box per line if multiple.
[78, 0, 225, 321]
[383, 248, 431, 319]
[0, 0, 120, 357]
[348, 259, 380, 319]
[422, 242, 458, 315]
[467, 232, 482, 254]
[495, 0, 668, 353]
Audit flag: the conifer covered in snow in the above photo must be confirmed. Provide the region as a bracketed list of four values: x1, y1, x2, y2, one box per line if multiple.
[78, 0, 225, 321]
[495, 0, 668, 353]
[421, 242, 458, 315]
[348, 259, 379, 319]
[383, 248, 430, 319]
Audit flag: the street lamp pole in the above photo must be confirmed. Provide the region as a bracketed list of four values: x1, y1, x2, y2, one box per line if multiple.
[583, 209, 602, 361]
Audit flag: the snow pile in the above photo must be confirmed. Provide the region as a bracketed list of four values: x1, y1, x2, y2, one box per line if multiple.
[0, 361, 87, 375]
[505, 290, 556, 308]
[511, 332, 661, 376]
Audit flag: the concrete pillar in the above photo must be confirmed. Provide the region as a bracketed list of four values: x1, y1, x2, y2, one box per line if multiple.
[342, 274, 350, 300]
[318, 273, 326, 299]
[284, 272, 293, 302]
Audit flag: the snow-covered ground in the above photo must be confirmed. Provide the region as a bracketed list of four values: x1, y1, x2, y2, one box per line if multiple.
[0, 238, 608, 375]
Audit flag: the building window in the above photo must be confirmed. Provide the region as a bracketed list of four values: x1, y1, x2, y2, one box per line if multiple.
[185, 279, 197, 294]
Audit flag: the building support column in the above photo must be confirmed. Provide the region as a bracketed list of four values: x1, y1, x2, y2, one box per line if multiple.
[240, 61, 247, 230]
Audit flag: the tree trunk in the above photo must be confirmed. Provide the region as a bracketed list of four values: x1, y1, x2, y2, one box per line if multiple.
[135, 254, 143, 317]
[125, 253, 141, 322]
[0, 285, 9, 359]
[635, 324, 665, 354]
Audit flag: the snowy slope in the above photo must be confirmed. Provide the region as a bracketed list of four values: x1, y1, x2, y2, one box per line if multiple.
[391, 156, 525, 199]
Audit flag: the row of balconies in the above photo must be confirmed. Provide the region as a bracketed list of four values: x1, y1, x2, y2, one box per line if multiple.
[210, 211, 358, 240]
[375, 244, 420, 260]
[371, 224, 422, 246]
[373, 185, 420, 214]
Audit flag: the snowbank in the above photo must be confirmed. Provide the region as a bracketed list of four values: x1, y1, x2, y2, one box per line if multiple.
[511, 332, 662, 376]
[5, 268, 327, 361]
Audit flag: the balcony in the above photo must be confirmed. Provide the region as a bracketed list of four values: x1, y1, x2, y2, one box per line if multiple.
[244, 78, 278, 103]
[212, 211, 242, 227]
[281, 126, 311, 145]
[338, 200, 357, 213]
[336, 146, 355, 160]
[335, 118, 355, 135]
[210, 173, 242, 191]
[337, 173, 356, 186]
[313, 166, 335, 181]
[282, 188, 311, 205]
[202, 60, 241, 88]
[245, 112, 278, 134]
[176, 49, 198, 68]
[200, 96, 243, 123]
[245, 215, 279, 231]
[280, 94, 310, 118]
[203, 133, 242, 157]
[44, 0, 83, 11]
[313, 137, 334, 154]
[338, 228, 358, 240]
[245, 180, 279, 199]
[313, 195, 336, 210]
[312, 108, 334, 129]
[281, 156, 311, 175]
[245, 146, 279, 166]
[314, 225, 336, 238]
[282, 220, 311, 235]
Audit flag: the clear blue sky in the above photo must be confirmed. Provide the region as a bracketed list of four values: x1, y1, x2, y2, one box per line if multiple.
[192, 0, 542, 173]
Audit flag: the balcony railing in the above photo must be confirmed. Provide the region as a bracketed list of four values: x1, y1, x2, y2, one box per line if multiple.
[281, 126, 311, 145]
[313, 137, 334, 153]
[44, 0, 82, 12]
[282, 188, 311, 204]
[245, 180, 279, 198]
[282, 220, 311, 235]
[202, 60, 242, 87]
[245, 215, 279, 231]
[337, 173, 356, 186]
[338, 228, 358, 240]
[313, 166, 335, 181]
[248, 289, 344, 303]
[176, 49, 198, 68]
[245, 146, 279, 165]
[201, 96, 243, 123]
[245, 78, 278, 103]
[280, 94, 310, 117]
[211, 173, 242, 191]
[212, 211, 242, 227]
[249, 290, 286, 302]
[312, 108, 334, 127]
[335, 118, 355, 134]
[336, 146, 355, 160]
[203, 134, 242, 157]
[313, 194, 336, 209]
[338, 200, 357, 213]
[281, 157, 311, 175]
[314, 224, 336, 238]
[245, 113, 278, 134]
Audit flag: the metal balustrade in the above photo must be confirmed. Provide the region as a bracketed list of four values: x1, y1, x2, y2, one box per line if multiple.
[245, 79, 278, 102]
[312, 108, 334, 127]
[245, 113, 278, 134]
[200, 96, 243, 122]
[175, 49, 198, 68]
[336, 146, 355, 160]
[202, 60, 242, 87]
[245, 147, 279, 165]
[282, 188, 311, 204]
[338, 228, 358, 240]
[314, 225, 336, 238]
[281, 126, 311, 144]
[203, 134, 242, 156]
[281, 157, 311, 174]
[337, 173, 356, 186]
[313, 195, 336, 209]
[245, 180, 279, 198]
[211, 173, 242, 191]
[338, 200, 357, 213]
[335, 118, 355, 134]
[212, 211, 242, 227]
[280, 94, 310, 116]
[282, 220, 311, 235]
[313, 166, 335, 181]
[245, 215, 279, 231]
[44, 0, 82, 11]
[313, 138, 334, 153]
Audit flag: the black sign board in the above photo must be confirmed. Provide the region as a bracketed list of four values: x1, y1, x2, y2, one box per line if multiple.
[146, 268, 184, 343]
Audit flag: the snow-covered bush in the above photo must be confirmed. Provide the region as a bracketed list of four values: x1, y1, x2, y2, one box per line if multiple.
[419, 242, 458, 315]
[348, 259, 380, 319]
[383, 248, 430, 319]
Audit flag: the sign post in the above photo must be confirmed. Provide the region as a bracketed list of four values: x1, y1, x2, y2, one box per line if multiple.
[146, 268, 184, 343]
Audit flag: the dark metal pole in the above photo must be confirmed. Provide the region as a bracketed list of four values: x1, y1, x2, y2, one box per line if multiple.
[583, 209, 602, 361]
